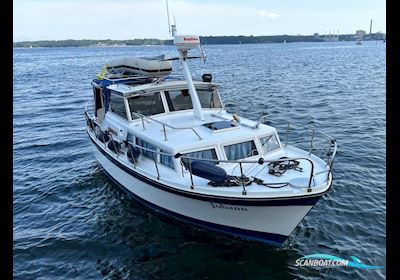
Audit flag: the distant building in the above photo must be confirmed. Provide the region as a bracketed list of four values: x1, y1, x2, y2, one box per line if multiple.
[313, 33, 320, 39]
[323, 30, 339, 42]
[374, 32, 385, 40]
[355, 30, 366, 39]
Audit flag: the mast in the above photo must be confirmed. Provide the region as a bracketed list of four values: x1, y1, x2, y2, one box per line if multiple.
[166, 0, 205, 121]
[166, 0, 171, 36]
[174, 36, 205, 121]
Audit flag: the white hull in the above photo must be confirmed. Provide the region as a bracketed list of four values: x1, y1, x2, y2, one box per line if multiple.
[92, 141, 320, 246]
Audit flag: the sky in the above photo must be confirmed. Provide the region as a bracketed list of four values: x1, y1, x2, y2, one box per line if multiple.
[13, 0, 386, 42]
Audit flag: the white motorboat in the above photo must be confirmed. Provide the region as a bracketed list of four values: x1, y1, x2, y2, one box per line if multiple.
[84, 19, 337, 246]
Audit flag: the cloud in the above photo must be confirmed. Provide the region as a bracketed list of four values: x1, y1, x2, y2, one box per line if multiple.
[13, 0, 385, 41]
[267, 12, 279, 19]
[258, 10, 279, 19]
[13, 0, 282, 40]
[258, 10, 267, 17]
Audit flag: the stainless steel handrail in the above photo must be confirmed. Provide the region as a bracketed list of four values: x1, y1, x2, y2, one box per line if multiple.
[130, 112, 202, 140]
[85, 111, 180, 159]
[175, 154, 316, 193]
[85, 101, 95, 116]
[85, 109, 334, 193]
[86, 108, 336, 169]
[254, 114, 270, 128]
[252, 116, 337, 166]
[214, 104, 337, 160]
[220, 101, 240, 114]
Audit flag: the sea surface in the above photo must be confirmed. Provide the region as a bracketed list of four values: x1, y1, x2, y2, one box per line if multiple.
[13, 41, 386, 279]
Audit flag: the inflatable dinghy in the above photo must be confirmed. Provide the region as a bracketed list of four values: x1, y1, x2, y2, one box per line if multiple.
[106, 55, 172, 78]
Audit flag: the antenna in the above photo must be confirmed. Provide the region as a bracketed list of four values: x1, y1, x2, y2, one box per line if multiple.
[166, 0, 171, 36]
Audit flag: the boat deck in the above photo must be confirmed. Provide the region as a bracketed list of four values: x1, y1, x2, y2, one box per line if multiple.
[108, 110, 277, 155]
[131, 145, 329, 198]
[88, 127, 331, 199]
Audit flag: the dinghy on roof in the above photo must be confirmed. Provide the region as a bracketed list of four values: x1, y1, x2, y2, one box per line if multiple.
[106, 55, 173, 78]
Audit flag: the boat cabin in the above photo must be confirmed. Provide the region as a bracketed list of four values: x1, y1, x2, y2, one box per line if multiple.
[91, 77, 283, 175]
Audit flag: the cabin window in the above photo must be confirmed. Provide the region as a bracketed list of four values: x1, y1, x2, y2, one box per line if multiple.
[127, 132, 135, 143]
[197, 88, 222, 108]
[182, 148, 218, 165]
[224, 140, 258, 160]
[128, 92, 165, 119]
[165, 89, 193, 111]
[109, 94, 127, 119]
[136, 138, 157, 159]
[165, 88, 222, 112]
[260, 135, 280, 154]
[160, 151, 174, 169]
[93, 87, 103, 115]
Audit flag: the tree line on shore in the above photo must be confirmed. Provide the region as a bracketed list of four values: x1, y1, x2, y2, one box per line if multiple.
[13, 34, 384, 48]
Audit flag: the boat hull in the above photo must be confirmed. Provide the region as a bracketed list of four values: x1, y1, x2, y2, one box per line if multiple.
[91, 138, 323, 246]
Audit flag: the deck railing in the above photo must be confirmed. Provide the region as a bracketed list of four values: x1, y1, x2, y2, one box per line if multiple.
[174, 154, 316, 195]
[130, 112, 202, 141]
[85, 101, 202, 140]
[85, 110, 333, 195]
[85, 107, 336, 195]
[261, 117, 337, 171]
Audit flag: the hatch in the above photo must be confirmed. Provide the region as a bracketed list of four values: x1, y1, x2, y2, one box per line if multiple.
[202, 121, 238, 132]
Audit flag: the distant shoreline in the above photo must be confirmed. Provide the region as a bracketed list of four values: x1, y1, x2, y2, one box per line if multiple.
[13, 34, 385, 48]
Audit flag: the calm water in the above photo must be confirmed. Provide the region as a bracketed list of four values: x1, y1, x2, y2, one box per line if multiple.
[13, 41, 386, 279]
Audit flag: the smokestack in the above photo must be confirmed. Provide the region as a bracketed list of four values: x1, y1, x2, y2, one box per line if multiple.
[370, 19, 373, 36]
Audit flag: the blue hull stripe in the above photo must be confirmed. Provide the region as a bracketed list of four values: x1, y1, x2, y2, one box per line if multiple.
[100, 166, 288, 246]
[89, 132, 327, 206]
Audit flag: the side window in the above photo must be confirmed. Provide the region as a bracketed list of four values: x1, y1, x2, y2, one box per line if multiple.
[260, 135, 280, 154]
[127, 132, 135, 143]
[128, 92, 165, 118]
[109, 93, 127, 119]
[160, 151, 174, 169]
[224, 140, 258, 160]
[133, 137, 174, 169]
[136, 138, 157, 159]
[182, 148, 218, 165]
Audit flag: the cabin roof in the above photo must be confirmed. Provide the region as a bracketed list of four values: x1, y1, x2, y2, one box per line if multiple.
[107, 80, 221, 97]
[121, 110, 277, 154]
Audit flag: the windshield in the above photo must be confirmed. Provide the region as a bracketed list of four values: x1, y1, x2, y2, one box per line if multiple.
[224, 140, 259, 160]
[165, 88, 222, 112]
[260, 134, 280, 154]
[127, 92, 165, 119]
